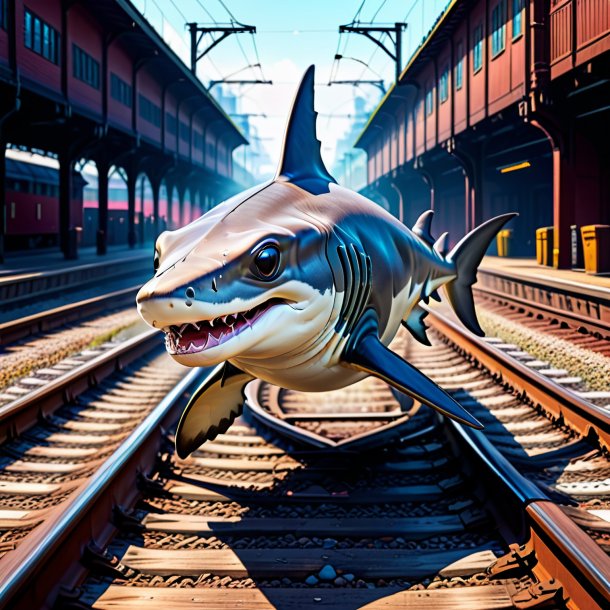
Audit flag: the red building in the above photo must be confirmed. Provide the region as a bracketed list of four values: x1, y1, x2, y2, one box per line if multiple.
[0, 0, 247, 260]
[356, 0, 609, 267]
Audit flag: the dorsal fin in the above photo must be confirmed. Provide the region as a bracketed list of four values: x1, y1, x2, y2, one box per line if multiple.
[275, 65, 336, 195]
[433, 231, 449, 257]
[412, 210, 435, 245]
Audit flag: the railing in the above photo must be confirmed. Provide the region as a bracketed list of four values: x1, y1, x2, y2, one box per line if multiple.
[550, 0, 610, 75]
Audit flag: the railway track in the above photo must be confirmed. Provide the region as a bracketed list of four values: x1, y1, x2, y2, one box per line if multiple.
[0, 251, 149, 318]
[475, 292, 610, 357]
[0, 284, 140, 346]
[476, 267, 610, 344]
[1, 325, 608, 609]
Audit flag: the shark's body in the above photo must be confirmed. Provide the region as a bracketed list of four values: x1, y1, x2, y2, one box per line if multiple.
[137, 66, 516, 458]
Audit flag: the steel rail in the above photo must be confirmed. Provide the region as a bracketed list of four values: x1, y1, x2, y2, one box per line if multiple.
[0, 253, 148, 312]
[425, 307, 610, 451]
[244, 379, 424, 451]
[0, 328, 161, 444]
[473, 283, 610, 339]
[0, 368, 203, 610]
[0, 284, 140, 345]
[248, 350, 610, 609]
[452, 421, 610, 610]
[476, 268, 610, 336]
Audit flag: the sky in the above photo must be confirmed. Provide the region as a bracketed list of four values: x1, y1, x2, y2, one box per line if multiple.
[132, 0, 451, 180]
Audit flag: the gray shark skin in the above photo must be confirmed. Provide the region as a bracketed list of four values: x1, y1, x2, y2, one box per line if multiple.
[136, 65, 516, 459]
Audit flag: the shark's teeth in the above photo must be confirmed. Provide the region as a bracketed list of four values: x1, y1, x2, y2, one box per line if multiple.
[164, 297, 285, 356]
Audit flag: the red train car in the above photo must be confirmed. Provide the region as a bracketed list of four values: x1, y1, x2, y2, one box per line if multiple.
[4, 152, 84, 250]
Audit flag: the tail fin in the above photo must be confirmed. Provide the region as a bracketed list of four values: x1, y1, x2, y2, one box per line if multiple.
[445, 213, 517, 336]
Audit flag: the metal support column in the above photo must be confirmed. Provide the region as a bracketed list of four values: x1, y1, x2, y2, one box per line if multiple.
[59, 154, 77, 260]
[96, 159, 109, 255]
[138, 176, 145, 245]
[152, 179, 160, 239]
[0, 139, 6, 264]
[127, 172, 136, 248]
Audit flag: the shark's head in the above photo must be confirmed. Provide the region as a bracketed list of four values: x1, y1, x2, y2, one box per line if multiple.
[137, 66, 341, 368]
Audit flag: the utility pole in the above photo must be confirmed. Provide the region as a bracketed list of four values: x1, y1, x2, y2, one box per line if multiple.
[187, 22, 256, 75]
[338, 22, 407, 82]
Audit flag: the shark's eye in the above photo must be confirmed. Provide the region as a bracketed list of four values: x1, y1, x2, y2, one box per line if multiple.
[252, 245, 280, 280]
[153, 249, 160, 272]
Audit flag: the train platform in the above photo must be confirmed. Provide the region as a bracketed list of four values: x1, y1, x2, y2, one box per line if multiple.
[480, 256, 610, 300]
[477, 256, 610, 333]
[0, 244, 151, 279]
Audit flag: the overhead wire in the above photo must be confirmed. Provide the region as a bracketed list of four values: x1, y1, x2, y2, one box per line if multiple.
[370, 0, 388, 22]
[216, 0, 237, 22]
[215, 0, 266, 83]
[166, 0, 188, 23]
[193, 0, 218, 23]
[352, 0, 367, 23]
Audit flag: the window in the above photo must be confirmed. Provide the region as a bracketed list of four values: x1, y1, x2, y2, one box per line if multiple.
[473, 24, 483, 72]
[36, 202, 42, 221]
[491, 0, 507, 57]
[439, 66, 449, 103]
[10, 202, 15, 220]
[24, 11, 31, 47]
[73, 44, 100, 89]
[179, 120, 189, 142]
[455, 42, 464, 89]
[512, 0, 523, 38]
[24, 8, 60, 64]
[138, 94, 161, 127]
[33, 14, 41, 53]
[110, 73, 132, 107]
[193, 130, 204, 150]
[165, 112, 177, 136]
[425, 87, 434, 116]
[1, 0, 7, 30]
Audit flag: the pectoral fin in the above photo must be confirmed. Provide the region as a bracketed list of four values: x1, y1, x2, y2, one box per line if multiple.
[402, 304, 431, 346]
[343, 323, 482, 429]
[175, 362, 255, 459]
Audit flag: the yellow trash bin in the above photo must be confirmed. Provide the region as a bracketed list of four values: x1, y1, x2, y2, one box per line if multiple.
[496, 229, 512, 257]
[581, 225, 610, 274]
[536, 227, 554, 266]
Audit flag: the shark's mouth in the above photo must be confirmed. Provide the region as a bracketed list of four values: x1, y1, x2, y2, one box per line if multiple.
[164, 298, 285, 355]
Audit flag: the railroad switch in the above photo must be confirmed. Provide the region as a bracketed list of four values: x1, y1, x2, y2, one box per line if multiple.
[487, 542, 537, 579]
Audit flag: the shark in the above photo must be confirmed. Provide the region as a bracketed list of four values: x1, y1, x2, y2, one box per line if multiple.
[137, 65, 516, 459]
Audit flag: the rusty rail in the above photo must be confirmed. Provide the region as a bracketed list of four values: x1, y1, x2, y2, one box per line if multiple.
[475, 268, 610, 337]
[426, 307, 610, 451]
[0, 328, 161, 444]
[0, 252, 148, 312]
[453, 421, 610, 610]
[0, 285, 139, 346]
[0, 368, 202, 610]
